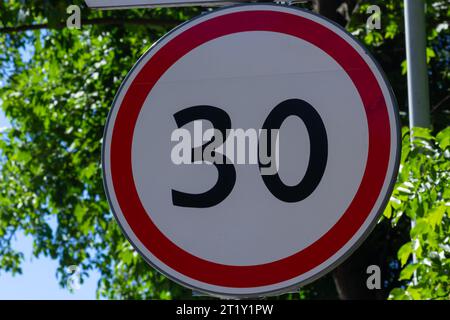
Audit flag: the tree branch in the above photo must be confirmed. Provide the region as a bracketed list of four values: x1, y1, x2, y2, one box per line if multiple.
[0, 17, 180, 34]
[431, 94, 450, 113]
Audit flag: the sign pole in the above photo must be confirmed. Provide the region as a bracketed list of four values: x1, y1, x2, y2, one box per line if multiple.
[404, 0, 430, 128]
[404, 0, 431, 286]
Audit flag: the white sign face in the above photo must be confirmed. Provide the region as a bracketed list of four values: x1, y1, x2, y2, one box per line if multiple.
[85, 0, 241, 9]
[103, 5, 400, 297]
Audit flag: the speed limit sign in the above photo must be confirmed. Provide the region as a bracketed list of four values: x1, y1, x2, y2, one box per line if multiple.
[102, 4, 400, 297]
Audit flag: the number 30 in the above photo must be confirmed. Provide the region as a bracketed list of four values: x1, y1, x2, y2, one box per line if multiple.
[172, 99, 328, 208]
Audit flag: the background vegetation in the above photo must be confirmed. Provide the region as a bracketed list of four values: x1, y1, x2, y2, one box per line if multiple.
[0, 0, 448, 299]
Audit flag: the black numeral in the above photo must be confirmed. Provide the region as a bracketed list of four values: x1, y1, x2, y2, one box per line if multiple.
[259, 99, 328, 203]
[172, 106, 236, 208]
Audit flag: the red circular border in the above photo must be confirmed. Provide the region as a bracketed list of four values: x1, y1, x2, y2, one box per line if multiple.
[109, 9, 391, 288]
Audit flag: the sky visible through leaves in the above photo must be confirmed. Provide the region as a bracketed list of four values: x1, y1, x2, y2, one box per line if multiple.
[0, 44, 98, 300]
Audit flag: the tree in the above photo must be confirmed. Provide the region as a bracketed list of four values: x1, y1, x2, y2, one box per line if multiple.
[387, 127, 449, 300]
[0, 0, 448, 299]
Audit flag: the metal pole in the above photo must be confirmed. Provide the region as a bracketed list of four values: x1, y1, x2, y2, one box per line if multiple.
[404, 0, 431, 128]
[404, 0, 431, 287]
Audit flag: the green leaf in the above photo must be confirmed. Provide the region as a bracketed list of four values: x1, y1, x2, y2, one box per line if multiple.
[426, 47, 436, 63]
[411, 127, 433, 141]
[383, 204, 392, 219]
[74, 203, 86, 223]
[399, 263, 418, 280]
[398, 242, 412, 267]
[401, 60, 407, 75]
[80, 162, 98, 180]
[436, 127, 450, 150]
[406, 287, 422, 300]
[119, 249, 133, 265]
[428, 205, 445, 228]
[14, 150, 32, 162]
[389, 288, 407, 300]
[410, 219, 430, 238]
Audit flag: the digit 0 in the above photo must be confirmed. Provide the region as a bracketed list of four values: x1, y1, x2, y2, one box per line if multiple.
[259, 99, 328, 202]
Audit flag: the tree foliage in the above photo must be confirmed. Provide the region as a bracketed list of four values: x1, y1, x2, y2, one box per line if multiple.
[0, 0, 448, 299]
[386, 127, 449, 300]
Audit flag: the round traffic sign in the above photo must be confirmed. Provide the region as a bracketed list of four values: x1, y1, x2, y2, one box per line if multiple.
[102, 4, 400, 297]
